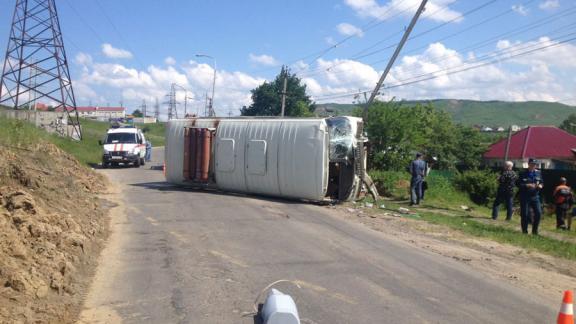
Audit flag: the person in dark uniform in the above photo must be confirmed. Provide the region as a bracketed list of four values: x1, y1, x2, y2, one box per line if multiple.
[409, 152, 426, 206]
[492, 161, 517, 221]
[517, 158, 544, 235]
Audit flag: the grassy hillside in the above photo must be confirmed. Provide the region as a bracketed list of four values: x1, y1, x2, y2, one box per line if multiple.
[0, 116, 165, 166]
[315, 100, 576, 127]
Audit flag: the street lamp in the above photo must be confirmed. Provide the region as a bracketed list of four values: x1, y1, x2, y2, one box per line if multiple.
[195, 53, 216, 117]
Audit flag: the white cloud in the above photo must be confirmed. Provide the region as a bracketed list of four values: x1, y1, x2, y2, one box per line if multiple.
[297, 39, 575, 106]
[325, 36, 337, 46]
[249, 53, 278, 66]
[164, 56, 176, 65]
[496, 37, 576, 68]
[344, 0, 463, 23]
[539, 0, 559, 10]
[512, 4, 529, 16]
[101, 43, 133, 59]
[336, 23, 364, 37]
[74, 56, 267, 118]
[74, 52, 93, 66]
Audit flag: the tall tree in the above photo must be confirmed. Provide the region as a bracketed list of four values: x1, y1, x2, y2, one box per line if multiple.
[132, 109, 143, 117]
[560, 113, 576, 134]
[241, 66, 314, 117]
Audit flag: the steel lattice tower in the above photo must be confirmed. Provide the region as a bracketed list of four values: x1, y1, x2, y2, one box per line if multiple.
[0, 0, 81, 139]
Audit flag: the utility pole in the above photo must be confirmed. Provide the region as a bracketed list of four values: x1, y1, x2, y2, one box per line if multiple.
[140, 99, 147, 118]
[27, 60, 37, 110]
[362, 0, 428, 121]
[280, 76, 287, 117]
[154, 97, 160, 121]
[0, 0, 82, 138]
[166, 83, 179, 120]
[504, 126, 513, 162]
[204, 92, 209, 117]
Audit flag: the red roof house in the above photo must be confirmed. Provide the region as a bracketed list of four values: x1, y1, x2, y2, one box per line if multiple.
[484, 126, 576, 169]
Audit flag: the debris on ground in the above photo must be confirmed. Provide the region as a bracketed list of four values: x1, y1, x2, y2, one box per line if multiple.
[0, 143, 109, 323]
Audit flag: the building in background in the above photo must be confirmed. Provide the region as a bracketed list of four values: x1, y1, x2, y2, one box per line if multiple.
[483, 126, 576, 170]
[55, 106, 126, 119]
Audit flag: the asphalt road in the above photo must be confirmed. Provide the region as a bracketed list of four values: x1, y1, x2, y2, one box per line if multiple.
[84, 148, 556, 324]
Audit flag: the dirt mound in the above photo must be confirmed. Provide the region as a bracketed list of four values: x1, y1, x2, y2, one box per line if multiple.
[0, 143, 109, 323]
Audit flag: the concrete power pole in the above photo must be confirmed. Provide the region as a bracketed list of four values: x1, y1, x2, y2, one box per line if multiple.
[362, 0, 428, 121]
[280, 76, 287, 117]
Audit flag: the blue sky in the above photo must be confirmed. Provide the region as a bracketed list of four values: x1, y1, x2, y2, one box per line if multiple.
[1, 0, 575, 117]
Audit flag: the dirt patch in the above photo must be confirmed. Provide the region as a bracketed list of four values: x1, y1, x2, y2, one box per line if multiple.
[0, 143, 111, 323]
[330, 203, 576, 302]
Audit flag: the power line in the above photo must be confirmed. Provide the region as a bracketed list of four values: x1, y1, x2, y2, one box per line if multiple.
[92, 0, 148, 70]
[253, 0, 417, 75]
[311, 35, 576, 102]
[301, 5, 576, 80]
[299, 0, 500, 78]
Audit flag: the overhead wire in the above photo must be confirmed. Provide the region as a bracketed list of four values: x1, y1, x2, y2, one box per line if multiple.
[298, 0, 501, 78]
[92, 0, 148, 71]
[311, 33, 576, 101]
[301, 3, 576, 81]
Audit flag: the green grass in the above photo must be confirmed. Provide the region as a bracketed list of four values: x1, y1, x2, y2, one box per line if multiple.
[376, 199, 576, 261]
[418, 210, 576, 260]
[0, 116, 102, 165]
[135, 122, 166, 147]
[0, 116, 166, 166]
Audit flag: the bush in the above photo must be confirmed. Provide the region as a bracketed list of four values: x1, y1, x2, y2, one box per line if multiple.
[369, 170, 410, 198]
[453, 169, 498, 205]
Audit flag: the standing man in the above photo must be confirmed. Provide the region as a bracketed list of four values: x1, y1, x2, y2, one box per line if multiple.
[409, 152, 426, 206]
[517, 158, 544, 235]
[492, 161, 517, 221]
[145, 139, 152, 162]
[553, 177, 573, 230]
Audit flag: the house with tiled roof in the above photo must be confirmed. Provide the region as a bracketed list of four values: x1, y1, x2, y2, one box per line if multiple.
[483, 126, 576, 170]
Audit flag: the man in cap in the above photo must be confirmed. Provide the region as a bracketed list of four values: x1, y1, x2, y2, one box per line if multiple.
[409, 152, 426, 206]
[517, 158, 544, 235]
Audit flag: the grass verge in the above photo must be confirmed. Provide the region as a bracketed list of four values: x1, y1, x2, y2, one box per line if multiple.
[419, 210, 576, 260]
[378, 200, 576, 261]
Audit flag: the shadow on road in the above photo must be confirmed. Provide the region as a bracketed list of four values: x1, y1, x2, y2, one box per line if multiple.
[129, 181, 312, 205]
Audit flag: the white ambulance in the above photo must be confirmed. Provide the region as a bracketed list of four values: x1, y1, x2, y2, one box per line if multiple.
[100, 126, 147, 168]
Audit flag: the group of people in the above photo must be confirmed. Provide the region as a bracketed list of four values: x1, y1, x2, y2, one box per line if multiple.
[492, 158, 573, 234]
[408, 153, 574, 235]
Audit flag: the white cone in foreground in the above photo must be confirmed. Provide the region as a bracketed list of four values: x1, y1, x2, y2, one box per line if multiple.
[262, 289, 300, 324]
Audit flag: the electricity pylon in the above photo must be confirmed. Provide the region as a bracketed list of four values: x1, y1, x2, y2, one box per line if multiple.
[0, 0, 82, 139]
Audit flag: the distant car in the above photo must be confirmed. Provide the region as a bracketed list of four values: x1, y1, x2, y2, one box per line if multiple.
[100, 126, 146, 168]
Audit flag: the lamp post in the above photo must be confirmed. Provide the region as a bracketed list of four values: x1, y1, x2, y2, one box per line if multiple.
[195, 54, 216, 117]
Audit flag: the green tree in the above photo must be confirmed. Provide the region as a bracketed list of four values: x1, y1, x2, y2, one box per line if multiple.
[132, 109, 143, 117]
[361, 101, 485, 171]
[560, 113, 576, 134]
[454, 126, 488, 170]
[240, 66, 314, 117]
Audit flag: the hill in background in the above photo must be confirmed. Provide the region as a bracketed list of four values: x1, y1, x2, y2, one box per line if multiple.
[315, 99, 576, 127]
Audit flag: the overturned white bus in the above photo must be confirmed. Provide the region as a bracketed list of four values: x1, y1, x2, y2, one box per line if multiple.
[164, 116, 377, 202]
